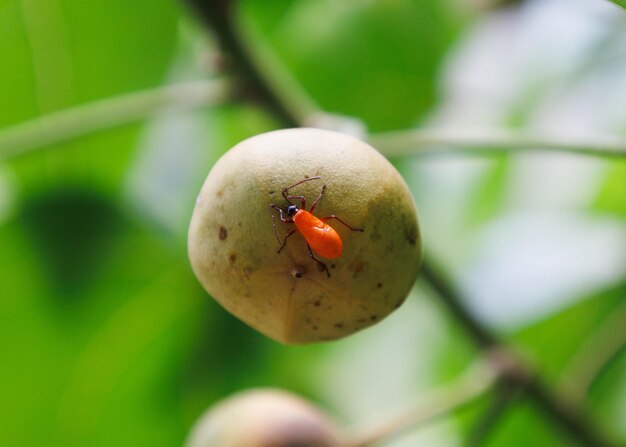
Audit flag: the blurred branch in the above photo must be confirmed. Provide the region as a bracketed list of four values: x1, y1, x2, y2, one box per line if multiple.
[464, 379, 521, 447]
[184, 2, 618, 446]
[420, 261, 498, 348]
[182, 0, 306, 127]
[0, 79, 230, 160]
[560, 296, 626, 405]
[235, 9, 322, 123]
[420, 260, 615, 447]
[345, 359, 499, 447]
[368, 128, 626, 159]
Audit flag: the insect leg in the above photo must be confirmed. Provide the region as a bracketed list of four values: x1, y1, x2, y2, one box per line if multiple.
[309, 185, 326, 213]
[270, 204, 292, 223]
[321, 215, 364, 232]
[276, 228, 297, 254]
[307, 244, 330, 278]
[270, 204, 295, 250]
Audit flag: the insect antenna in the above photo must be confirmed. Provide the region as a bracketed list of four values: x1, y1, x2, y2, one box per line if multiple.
[271, 212, 281, 246]
[282, 176, 322, 203]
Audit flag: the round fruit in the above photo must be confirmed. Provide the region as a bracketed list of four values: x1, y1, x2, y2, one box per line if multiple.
[188, 128, 421, 344]
[185, 389, 342, 447]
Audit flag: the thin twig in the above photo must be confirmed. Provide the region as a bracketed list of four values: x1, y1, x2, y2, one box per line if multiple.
[420, 258, 615, 447]
[0, 79, 230, 160]
[464, 379, 521, 447]
[368, 128, 626, 158]
[345, 360, 499, 447]
[419, 261, 498, 348]
[182, 0, 301, 127]
[560, 295, 626, 405]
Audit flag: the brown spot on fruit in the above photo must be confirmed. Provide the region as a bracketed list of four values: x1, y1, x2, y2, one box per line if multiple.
[243, 267, 252, 280]
[350, 261, 367, 279]
[292, 266, 306, 279]
[404, 219, 418, 245]
[229, 253, 237, 264]
[219, 226, 227, 240]
[377, 283, 383, 289]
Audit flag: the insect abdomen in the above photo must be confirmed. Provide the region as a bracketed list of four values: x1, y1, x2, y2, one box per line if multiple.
[294, 211, 342, 259]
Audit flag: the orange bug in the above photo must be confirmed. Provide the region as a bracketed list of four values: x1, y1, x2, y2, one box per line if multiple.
[270, 176, 363, 277]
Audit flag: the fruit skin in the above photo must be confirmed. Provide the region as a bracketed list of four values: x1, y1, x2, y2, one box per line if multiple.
[188, 128, 422, 344]
[185, 389, 341, 447]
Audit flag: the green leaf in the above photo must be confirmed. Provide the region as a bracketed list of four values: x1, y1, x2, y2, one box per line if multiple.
[241, 0, 467, 131]
[0, 191, 199, 446]
[589, 348, 626, 441]
[18, 188, 126, 297]
[593, 159, 626, 217]
[1, 0, 181, 191]
[465, 156, 511, 226]
[513, 283, 626, 383]
[0, 2, 39, 127]
[483, 398, 582, 447]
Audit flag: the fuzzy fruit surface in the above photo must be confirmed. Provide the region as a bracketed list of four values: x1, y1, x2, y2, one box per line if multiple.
[188, 128, 422, 344]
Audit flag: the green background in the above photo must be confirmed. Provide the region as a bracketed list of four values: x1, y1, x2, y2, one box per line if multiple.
[1, 0, 625, 446]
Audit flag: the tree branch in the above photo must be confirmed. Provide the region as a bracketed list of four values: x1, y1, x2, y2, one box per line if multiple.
[465, 379, 521, 447]
[0, 79, 230, 160]
[420, 260, 498, 348]
[420, 258, 615, 447]
[345, 359, 499, 447]
[368, 128, 626, 159]
[182, 0, 302, 127]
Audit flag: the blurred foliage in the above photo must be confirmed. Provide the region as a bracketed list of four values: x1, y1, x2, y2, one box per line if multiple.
[240, 0, 466, 131]
[1, 1, 625, 446]
[514, 283, 626, 384]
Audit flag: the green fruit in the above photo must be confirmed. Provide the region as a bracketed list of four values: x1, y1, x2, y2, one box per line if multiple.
[188, 128, 422, 344]
[185, 389, 342, 447]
